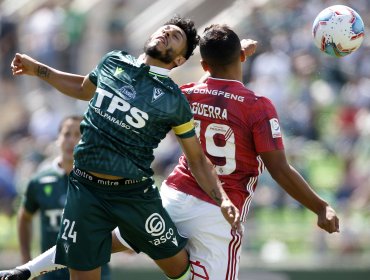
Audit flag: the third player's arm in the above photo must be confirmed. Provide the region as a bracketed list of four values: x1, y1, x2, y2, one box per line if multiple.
[11, 53, 95, 101]
[260, 149, 340, 233]
[17, 207, 34, 263]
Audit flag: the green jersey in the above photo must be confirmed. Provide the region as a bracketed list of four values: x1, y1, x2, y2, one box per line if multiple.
[74, 50, 195, 178]
[23, 159, 67, 252]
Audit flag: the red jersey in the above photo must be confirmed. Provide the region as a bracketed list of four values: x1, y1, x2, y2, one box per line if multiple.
[165, 77, 284, 221]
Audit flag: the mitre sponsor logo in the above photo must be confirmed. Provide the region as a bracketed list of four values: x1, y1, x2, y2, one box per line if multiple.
[146, 213, 179, 247]
[94, 88, 149, 129]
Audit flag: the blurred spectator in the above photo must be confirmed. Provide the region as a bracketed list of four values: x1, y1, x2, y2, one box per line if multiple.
[0, 158, 17, 216]
[21, 2, 64, 68]
[105, 0, 130, 52]
[0, 11, 18, 81]
[0, 133, 20, 217]
[59, 1, 87, 72]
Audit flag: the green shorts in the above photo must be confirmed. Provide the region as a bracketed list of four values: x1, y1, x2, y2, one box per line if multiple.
[55, 169, 187, 270]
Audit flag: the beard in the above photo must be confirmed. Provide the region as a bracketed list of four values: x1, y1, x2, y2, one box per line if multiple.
[144, 38, 174, 64]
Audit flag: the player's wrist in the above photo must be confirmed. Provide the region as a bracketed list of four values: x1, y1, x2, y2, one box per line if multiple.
[35, 63, 50, 78]
[314, 200, 330, 215]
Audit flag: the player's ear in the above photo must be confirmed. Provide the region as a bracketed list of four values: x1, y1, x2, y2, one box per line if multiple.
[200, 59, 209, 71]
[174, 55, 186, 67]
[240, 50, 246, 62]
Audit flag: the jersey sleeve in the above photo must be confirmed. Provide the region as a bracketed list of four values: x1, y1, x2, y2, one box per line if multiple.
[252, 97, 284, 153]
[22, 180, 39, 214]
[171, 87, 195, 138]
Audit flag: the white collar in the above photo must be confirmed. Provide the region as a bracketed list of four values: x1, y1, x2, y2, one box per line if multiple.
[138, 54, 170, 77]
[149, 65, 170, 76]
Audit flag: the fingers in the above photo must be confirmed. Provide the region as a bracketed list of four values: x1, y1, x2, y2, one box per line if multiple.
[326, 208, 340, 233]
[228, 206, 241, 231]
[229, 208, 243, 236]
[318, 210, 340, 234]
[236, 222, 244, 236]
[221, 200, 242, 233]
[335, 216, 340, 233]
[10, 53, 25, 75]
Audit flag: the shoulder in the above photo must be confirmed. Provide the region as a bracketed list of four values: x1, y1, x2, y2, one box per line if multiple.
[100, 50, 139, 67]
[249, 93, 277, 111]
[180, 82, 198, 92]
[156, 77, 184, 98]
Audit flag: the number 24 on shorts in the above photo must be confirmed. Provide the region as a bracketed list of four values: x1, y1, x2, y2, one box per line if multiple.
[61, 218, 77, 243]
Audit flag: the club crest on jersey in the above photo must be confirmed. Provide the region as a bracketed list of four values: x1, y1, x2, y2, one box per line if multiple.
[269, 118, 282, 138]
[152, 87, 165, 102]
[119, 85, 136, 100]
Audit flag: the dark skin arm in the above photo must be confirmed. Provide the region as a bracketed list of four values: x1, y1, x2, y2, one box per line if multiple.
[176, 134, 242, 232]
[17, 207, 34, 263]
[260, 149, 340, 233]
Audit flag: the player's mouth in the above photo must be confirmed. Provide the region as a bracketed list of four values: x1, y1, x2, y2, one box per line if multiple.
[156, 36, 167, 46]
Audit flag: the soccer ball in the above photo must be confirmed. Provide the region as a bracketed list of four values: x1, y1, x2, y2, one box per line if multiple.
[312, 5, 365, 57]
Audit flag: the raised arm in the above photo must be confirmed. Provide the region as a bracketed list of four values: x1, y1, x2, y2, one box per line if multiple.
[176, 135, 242, 233]
[260, 149, 340, 234]
[11, 53, 95, 101]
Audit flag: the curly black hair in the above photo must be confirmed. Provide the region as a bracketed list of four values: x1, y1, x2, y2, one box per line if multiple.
[164, 15, 200, 60]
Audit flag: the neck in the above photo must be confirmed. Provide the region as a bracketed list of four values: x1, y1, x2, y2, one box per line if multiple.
[209, 70, 243, 82]
[208, 62, 243, 82]
[139, 53, 174, 70]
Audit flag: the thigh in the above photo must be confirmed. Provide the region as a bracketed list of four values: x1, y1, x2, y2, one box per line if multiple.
[39, 268, 69, 280]
[69, 267, 101, 280]
[101, 263, 111, 280]
[115, 184, 187, 260]
[161, 183, 243, 280]
[55, 176, 114, 271]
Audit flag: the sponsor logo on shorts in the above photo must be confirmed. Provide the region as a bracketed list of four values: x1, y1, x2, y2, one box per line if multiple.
[145, 213, 165, 236]
[145, 213, 178, 247]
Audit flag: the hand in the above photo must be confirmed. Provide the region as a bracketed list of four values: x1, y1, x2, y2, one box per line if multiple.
[317, 205, 340, 233]
[10, 53, 39, 76]
[241, 39, 258, 60]
[220, 199, 243, 235]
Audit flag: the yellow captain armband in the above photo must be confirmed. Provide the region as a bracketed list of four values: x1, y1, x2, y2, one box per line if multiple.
[172, 119, 195, 139]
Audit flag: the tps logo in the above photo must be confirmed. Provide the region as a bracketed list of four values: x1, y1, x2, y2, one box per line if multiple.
[94, 88, 148, 128]
[146, 213, 178, 247]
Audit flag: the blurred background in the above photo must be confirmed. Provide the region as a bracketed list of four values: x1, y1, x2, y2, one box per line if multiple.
[0, 0, 369, 279]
